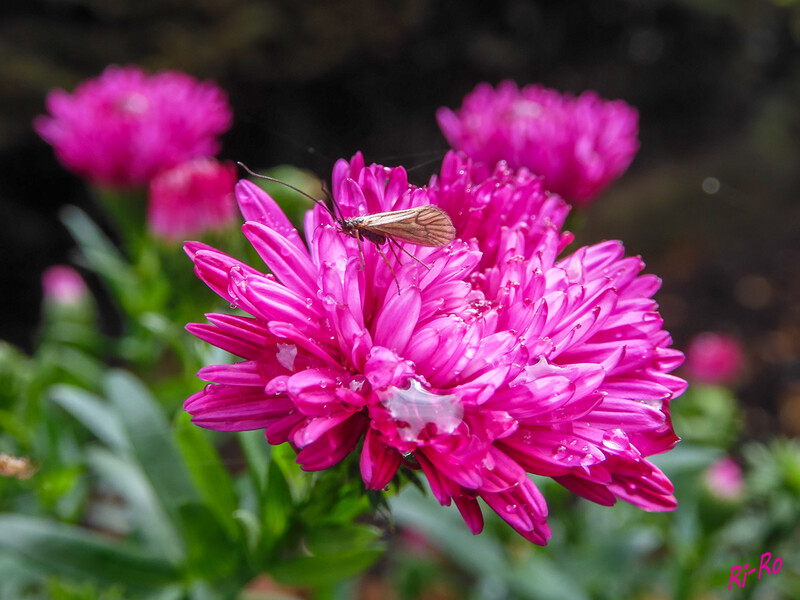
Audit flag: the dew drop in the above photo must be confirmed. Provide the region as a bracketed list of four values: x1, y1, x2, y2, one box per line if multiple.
[204, 383, 217, 394]
[505, 504, 517, 513]
[552, 445, 569, 460]
[602, 428, 630, 451]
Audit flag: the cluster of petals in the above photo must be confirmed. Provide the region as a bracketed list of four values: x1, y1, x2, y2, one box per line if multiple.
[35, 65, 232, 188]
[148, 157, 238, 242]
[437, 81, 639, 206]
[184, 150, 685, 544]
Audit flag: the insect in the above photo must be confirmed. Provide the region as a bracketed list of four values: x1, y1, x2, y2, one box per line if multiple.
[238, 163, 456, 291]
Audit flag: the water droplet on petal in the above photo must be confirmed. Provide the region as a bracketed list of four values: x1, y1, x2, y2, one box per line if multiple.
[552, 445, 569, 460]
[602, 428, 630, 452]
[204, 383, 217, 394]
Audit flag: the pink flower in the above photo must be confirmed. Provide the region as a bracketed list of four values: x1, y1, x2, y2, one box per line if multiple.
[437, 81, 639, 206]
[148, 157, 238, 242]
[684, 332, 745, 385]
[185, 151, 685, 544]
[704, 457, 744, 501]
[34, 65, 232, 188]
[41, 265, 89, 304]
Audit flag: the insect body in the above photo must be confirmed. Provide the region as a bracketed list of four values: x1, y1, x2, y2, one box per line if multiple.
[238, 163, 456, 290]
[339, 205, 456, 247]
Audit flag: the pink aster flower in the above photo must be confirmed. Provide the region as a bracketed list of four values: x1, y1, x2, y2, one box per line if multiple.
[684, 331, 745, 385]
[34, 65, 232, 188]
[184, 151, 685, 544]
[147, 157, 238, 242]
[437, 81, 639, 206]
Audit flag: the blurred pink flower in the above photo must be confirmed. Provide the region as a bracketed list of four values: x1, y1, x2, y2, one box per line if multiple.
[704, 456, 744, 501]
[41, 265, 88, 304]
[35, 65, 232, 188]
[685, 332, 744, 385]
[148, 157, 238, 242]
[184, 152, 685, 544]
[437, 81, 639, 206]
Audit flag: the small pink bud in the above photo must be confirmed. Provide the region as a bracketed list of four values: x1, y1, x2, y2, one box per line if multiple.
[41, 265, 88, 305]
[704, 457, 744, 501]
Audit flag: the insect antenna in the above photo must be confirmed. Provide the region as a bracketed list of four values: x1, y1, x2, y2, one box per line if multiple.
[320, 180, 347, 224]
[237, 161, 338, 220]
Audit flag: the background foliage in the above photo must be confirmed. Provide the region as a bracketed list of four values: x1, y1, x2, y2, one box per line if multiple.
[1, 0, 799, 598]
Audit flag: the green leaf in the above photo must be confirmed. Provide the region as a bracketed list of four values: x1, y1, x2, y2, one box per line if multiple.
[174, 412, 239, 539]
[262, 460, 293, 544]
[0, 551, 39, 596]
[86, 447, 185, 563]
[49, 384, 129, 451]
[59, 206, 136, 292]
[233, 509, 262, 555]
[506, 555, 591, 600]
[304, 524, 383, 556]
[390, 486, 507, 575]
[648, 443, 723, 474]
[177, 503, 243, 581]
[238, 430, 270, 489]
[103, 370, 198, 509]
[269, 547, 384, 588]
[0, 514, 179, 589]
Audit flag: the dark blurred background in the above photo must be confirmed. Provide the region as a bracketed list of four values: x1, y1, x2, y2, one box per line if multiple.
[2, 0, 800, 438]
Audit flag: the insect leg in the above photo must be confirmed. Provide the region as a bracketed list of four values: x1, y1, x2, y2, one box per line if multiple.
[355, 232, 367, 272]
[392, 238, 431, 271]
[386, 236, 404, 264]
[375, 244, 402, 295]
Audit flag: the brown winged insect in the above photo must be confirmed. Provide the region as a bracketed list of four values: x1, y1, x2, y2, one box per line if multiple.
[238, 163, 456, 292]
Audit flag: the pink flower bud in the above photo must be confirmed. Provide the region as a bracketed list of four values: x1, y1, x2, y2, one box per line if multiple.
[41, 265, 88, 305]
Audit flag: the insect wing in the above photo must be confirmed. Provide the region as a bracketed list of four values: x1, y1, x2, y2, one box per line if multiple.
[359, 205, 456, 247]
